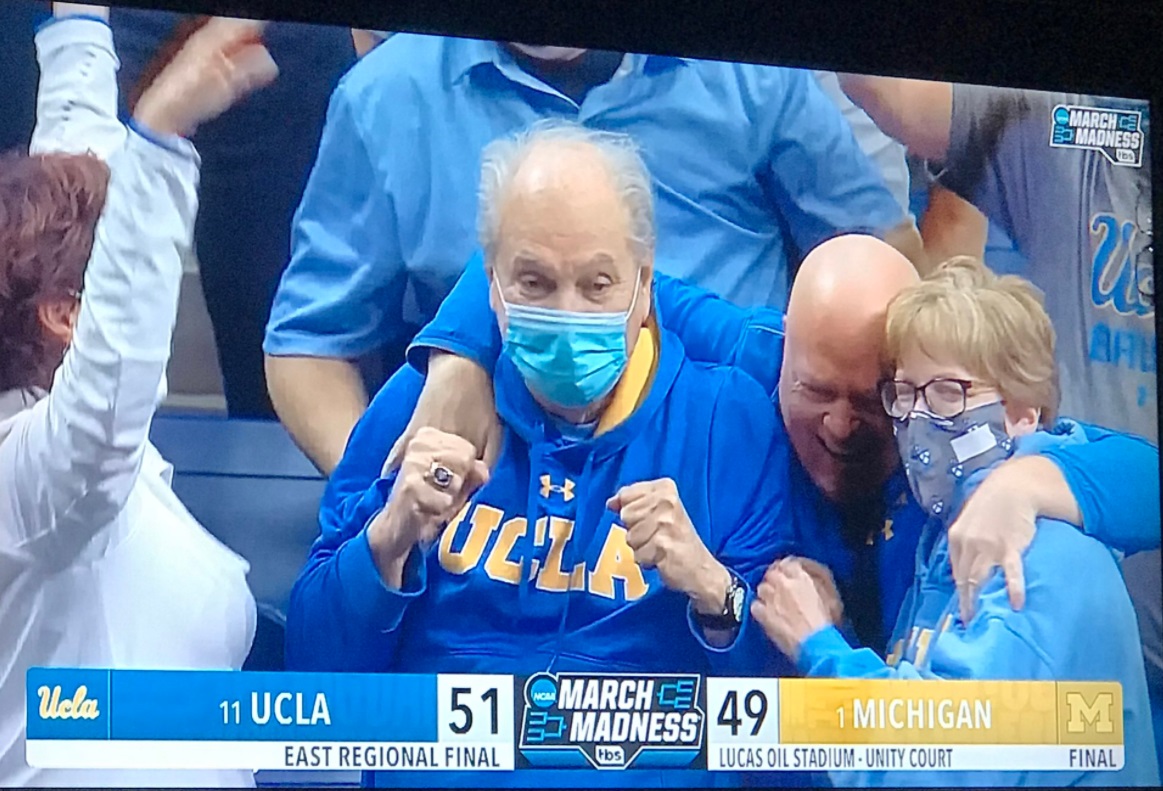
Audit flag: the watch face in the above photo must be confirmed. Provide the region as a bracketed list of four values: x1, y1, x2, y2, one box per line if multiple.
[730, 585, 745, 622]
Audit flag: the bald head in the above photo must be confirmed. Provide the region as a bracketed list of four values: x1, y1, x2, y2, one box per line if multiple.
[779, 234, 920, 509]
[786, 234, 920, 353]
[501, 138, 625, 241]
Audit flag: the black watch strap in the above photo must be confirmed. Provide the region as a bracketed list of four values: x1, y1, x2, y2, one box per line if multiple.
[694, 574, 744, 631]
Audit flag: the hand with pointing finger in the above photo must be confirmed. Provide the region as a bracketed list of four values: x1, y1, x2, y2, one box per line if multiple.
[606, 478, 731, 617]
[367, 427, 490, 588]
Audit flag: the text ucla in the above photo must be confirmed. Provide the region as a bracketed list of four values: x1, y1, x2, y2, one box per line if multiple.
[38, 685, 99, 720]
[438, 504, 651, 600]
[252, 692, 331, 726]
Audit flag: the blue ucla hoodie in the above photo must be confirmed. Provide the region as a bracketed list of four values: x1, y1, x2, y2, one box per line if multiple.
[286, 322, 796, 788]
[796, 421, 1159, 787]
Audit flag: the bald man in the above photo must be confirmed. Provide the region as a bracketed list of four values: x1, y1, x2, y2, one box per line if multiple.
[777, 235, 919, 509]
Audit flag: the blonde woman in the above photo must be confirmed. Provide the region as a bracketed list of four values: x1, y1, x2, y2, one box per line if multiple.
[753, 256, 1159, 787]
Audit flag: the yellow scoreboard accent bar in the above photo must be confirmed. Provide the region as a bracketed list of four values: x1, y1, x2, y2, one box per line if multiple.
[778, 680, 1123, 746]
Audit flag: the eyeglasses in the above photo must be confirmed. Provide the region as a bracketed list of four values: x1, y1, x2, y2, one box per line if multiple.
[879, 377, 978, 420]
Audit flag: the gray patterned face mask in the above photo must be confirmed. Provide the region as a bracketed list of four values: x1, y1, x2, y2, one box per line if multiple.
[894, 401, 1015, 518]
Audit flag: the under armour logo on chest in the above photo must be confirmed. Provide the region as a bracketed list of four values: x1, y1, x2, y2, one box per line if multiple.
[540, 475, 576, 501]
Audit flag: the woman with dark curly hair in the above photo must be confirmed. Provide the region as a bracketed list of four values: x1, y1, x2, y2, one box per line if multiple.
[0, 4, 278, 787]
[0, 152, 109, 392]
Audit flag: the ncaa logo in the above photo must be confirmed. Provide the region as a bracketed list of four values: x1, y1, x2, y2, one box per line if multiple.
[528, 676, 558, 709]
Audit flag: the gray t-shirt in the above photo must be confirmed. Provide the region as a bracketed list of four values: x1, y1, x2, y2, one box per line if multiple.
[942, 86, 1154, 440]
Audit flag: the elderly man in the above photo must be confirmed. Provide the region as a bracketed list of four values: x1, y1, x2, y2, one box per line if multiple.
[262, 36, 926, 477]
[371, 235, 1158, 664]
[287, 122, 793, 788]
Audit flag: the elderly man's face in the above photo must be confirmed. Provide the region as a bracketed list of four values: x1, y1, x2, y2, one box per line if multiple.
[488, 166, 651, 350]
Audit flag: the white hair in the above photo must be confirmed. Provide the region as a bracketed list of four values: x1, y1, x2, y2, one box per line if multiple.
[477, 119, 656, 264]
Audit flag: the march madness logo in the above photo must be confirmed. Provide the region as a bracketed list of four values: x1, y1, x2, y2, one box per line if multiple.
[518, 673, 704, 770]
[1050, 104, 1145, 167]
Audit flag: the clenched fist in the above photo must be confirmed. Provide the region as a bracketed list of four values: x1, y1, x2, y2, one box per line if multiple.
[367, 427, 490, 587]
[133, 17, 279, 138]
[606, 478, 730, 617]
[751, 558, 834, 662]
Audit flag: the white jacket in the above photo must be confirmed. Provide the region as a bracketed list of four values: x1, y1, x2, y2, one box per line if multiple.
[0, 17, 256, 788]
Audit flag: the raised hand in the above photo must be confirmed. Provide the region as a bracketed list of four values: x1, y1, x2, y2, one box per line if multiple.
[133, 17, 278, 138]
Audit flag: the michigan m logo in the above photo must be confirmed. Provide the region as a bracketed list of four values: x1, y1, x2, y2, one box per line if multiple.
[1066, 691, 1115, 734]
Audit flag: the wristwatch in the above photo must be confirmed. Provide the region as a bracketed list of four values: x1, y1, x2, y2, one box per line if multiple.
[694, 574, 745, 631]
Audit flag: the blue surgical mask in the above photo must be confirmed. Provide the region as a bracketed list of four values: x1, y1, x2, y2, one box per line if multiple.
[894, 401, 1015, 519]
[498, 271, 642, 410]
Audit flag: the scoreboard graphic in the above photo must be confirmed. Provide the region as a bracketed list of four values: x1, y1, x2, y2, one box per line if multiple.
[25, 668, 1125, 774]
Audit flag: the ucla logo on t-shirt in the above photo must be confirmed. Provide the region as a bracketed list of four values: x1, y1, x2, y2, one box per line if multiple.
[1051, 105, 1145, 167]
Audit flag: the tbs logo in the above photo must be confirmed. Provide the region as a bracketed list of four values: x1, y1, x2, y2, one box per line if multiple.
[527, 675, 558, 709]
[596, 745, 625, 766]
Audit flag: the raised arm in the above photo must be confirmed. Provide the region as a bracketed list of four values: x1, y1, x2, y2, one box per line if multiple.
[757, 67, 926, 270]
[1041, 423, 1160, 553]
[835, 74, 954, 163]
[406, 250, 758, 373]
[286, 467, 419, 672]
[287, 363, 486, 672]
[0, 18, 277, 558]
[30, 5, 126, 160]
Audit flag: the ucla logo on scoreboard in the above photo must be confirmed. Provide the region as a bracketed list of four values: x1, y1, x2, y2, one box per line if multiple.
[25, 668, 110, 741]
[37, 685, 99, 720]
[517, 672, 704, 770]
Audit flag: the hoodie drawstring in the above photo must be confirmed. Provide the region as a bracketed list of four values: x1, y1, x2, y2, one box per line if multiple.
[546, 452, 596, 672]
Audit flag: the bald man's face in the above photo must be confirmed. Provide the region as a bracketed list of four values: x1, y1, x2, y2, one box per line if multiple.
[778, 320, 899, 507]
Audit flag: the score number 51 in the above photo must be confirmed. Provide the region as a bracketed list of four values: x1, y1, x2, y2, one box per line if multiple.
[437, 675, 514, 743]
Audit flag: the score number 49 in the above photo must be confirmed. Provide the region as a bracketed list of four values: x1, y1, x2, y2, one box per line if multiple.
[717, 689, 769, 736]
[706, 679, 779, 746]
